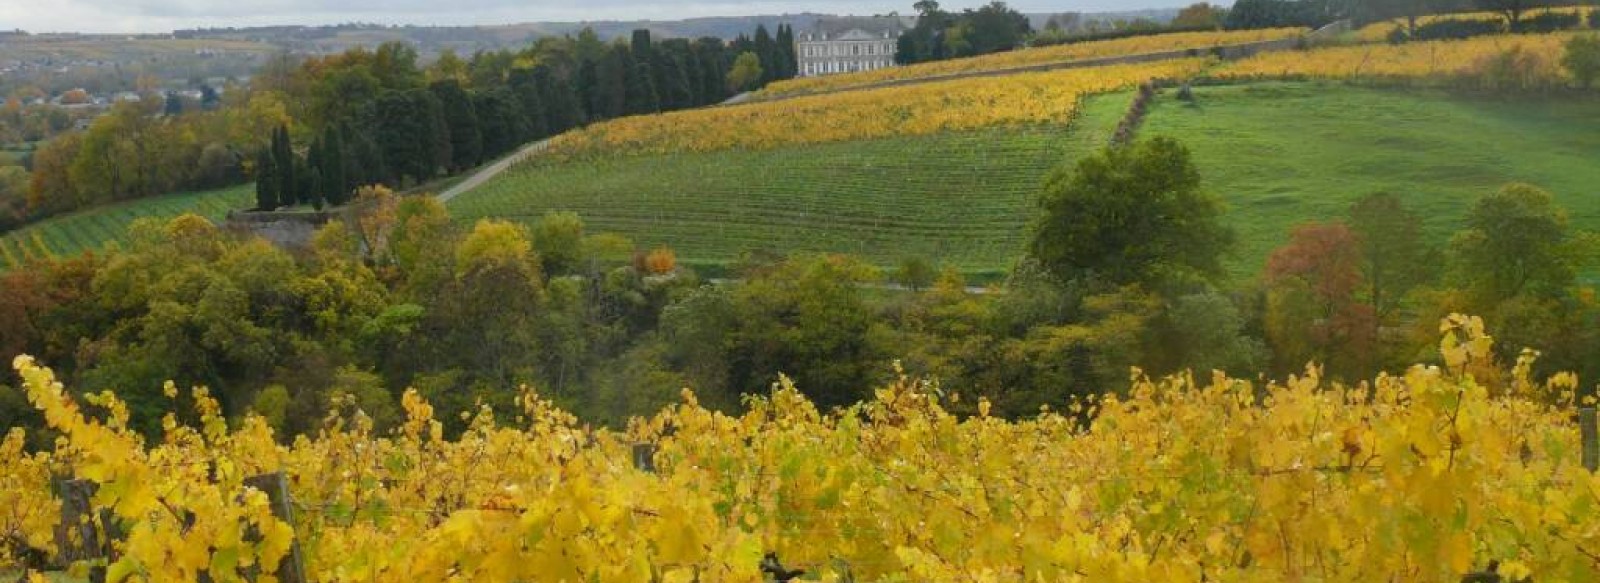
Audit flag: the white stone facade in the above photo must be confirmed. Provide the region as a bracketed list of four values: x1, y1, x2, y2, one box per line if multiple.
[796, 29, 901, 77]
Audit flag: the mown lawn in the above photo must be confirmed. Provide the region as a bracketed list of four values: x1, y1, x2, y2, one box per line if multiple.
[1140, 82, 1600, 278]
[450, 92, 1134, 280]
[0, 184, 254, 270]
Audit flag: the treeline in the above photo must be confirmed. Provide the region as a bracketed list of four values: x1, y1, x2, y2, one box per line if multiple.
[22, 92, 291, 222]
[5, 137, 1600, 447]
[1227, 0, 1595, 31]
[254, 29, 798, 198]
[14, 26, 800, 225]
[895, 1, 1034, 65]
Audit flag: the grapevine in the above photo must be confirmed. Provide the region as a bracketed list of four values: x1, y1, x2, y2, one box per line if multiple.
[3, 315, 1600, 581]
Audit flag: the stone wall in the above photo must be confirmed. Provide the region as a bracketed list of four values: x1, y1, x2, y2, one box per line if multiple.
[223, 205, 361, 249]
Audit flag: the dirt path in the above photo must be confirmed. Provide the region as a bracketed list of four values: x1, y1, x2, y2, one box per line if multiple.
[436, 138, 551, 204]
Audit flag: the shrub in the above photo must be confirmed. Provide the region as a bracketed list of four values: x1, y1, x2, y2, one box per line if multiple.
[1564, 35, 1600, 88]
[1472, 46, 1560, 92]
[1411, 19, 1504, 41]
[643, 246, 677, 275]
[1590, 8, 1599, 29]
[1518, 12, 1582, 34]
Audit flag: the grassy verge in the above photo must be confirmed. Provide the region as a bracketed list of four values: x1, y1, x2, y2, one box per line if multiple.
[1140, 82, 1600, 278]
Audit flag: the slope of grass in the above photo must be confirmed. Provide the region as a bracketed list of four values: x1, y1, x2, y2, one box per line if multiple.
[1139, 82, 1600, 277]
[0, 184, 253, 269]
[451, 93, 1134, 280]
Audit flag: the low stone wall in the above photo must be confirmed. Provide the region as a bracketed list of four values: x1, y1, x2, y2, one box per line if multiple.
[223, 206, 361, 249]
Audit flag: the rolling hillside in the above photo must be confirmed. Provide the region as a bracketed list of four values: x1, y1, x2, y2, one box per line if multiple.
[1139, 82, 1600, 276]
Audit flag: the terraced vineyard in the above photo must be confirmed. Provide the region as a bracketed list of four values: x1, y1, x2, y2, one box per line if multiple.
[452, 93, 1133, 279]
[0, 185, 252, 269]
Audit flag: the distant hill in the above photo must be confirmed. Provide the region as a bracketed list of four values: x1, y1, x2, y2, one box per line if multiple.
[165, 9, 1180, 56]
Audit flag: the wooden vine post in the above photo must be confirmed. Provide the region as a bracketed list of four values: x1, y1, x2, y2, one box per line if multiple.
[1581, 407, 1597, 473]
[243, 471, 309, 583]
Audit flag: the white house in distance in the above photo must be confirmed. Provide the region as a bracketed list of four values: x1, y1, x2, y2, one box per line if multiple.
[795, 19, 908, 77]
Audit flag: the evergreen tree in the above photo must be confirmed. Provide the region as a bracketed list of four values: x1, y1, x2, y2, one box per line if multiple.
[624, 60, 660, 115]
[536, 65, 586, 134]
[631, 29, 654, 63]
[695, 38, 728, 104]
[753, 25, 778, 86]
[321, 126, 348, 205]
[273, 125, 296, 209]
[294, 155, 313, 206]
[681, 46, 706, 106]
[309, 167, 325, 211]
[254, 149, 276, 211]
[775, 25, 797, 80]
[507, 68, 551, 140]
[429, 79, 483, 172]
[473, 88, 531, 158]
[369, 89, 436, 185]
[576, 59, 601, 120]
[654, 51, 694, 110]
[163, 91, 183, 117]
[591, 46, 630, 120]
[421, 89, 452, 179]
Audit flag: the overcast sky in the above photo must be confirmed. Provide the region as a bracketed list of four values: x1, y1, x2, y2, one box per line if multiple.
[2, 0, 1203, 35]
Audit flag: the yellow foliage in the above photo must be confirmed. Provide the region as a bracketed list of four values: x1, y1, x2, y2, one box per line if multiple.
[544, 58, 1209, 160]
[642, 246, 677, 275]
[5, 313, 1600, 581]
[1215, 32, 1578, 84]
[1353, 6, 1595, 42]
[762, 28, 1305, 97]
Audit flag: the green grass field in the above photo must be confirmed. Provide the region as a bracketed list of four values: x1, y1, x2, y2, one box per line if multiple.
[0, 184, 253, 270]
[450, 93, 1133, 279]
[1140, 82, 1600, 277]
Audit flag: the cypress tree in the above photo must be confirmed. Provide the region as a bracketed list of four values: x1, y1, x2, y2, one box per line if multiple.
[309, 168, 325, 211]
[420, 89, 452, 180]
[695, 38, 727, 104]
[322, 126, 348, 205]
[508, 68, 550, 140]
[630, 29, 654, 64]
[537, 66, 586, 133]
[624, 60, 660, 115]
[254, 149, 276, 211]
[655, 52, 693, 111]
[576, 59, 600, 121]
[294, 155, 313, 206]
[273, 125, 296, 209]
[682, 47, 705, 106]
[776, 25, 797, 80]
[591, 47, 629, 120]
[753, 25, 777, 86]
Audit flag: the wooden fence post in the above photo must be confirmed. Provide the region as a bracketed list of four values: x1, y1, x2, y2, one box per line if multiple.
[1581, 407, 1598, 473]
[243, 471, 308, 583]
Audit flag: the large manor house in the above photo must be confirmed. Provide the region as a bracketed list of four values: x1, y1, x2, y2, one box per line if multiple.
[794, 18, 908, 77]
